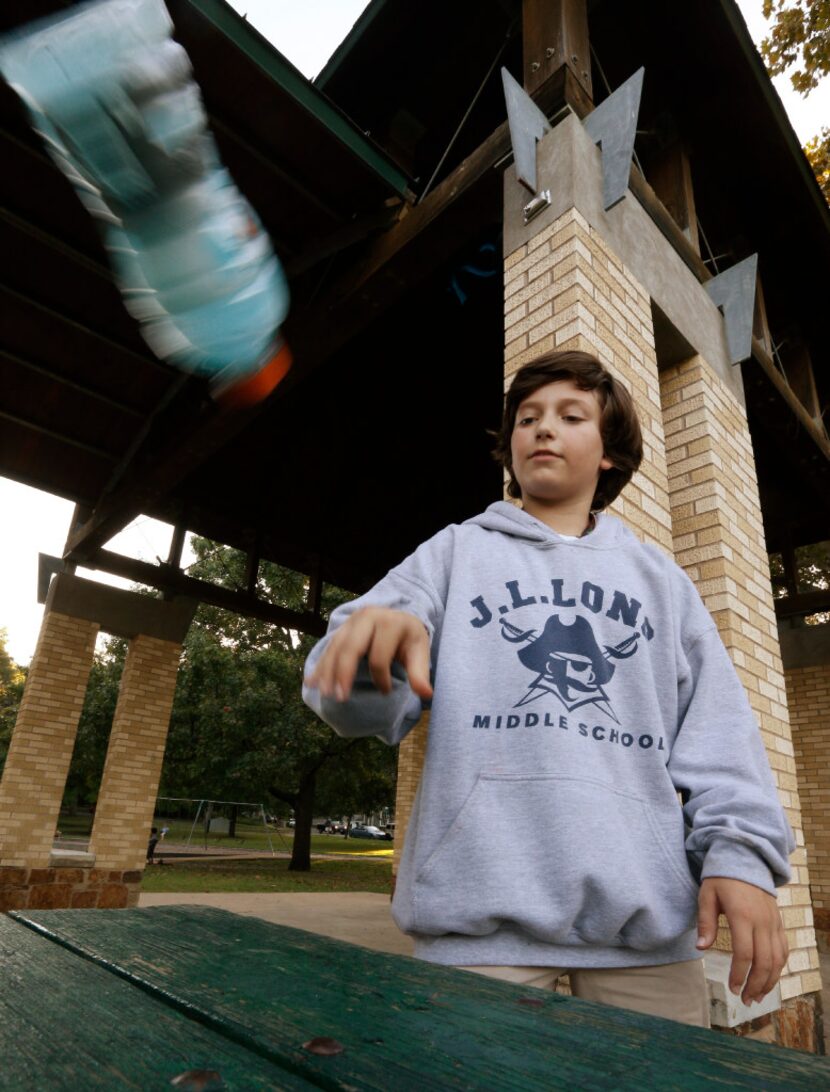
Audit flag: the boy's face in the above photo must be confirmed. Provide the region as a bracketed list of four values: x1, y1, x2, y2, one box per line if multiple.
[510, 379, 613, 515]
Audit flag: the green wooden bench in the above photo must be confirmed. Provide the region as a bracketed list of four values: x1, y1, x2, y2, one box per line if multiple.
[2, 906, 827, 1089]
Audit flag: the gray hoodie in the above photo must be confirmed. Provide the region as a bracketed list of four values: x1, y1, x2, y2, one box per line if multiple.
[303, 502, 795, 967]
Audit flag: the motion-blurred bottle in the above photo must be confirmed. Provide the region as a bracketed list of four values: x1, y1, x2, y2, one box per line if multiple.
[0, 0, 291, 405]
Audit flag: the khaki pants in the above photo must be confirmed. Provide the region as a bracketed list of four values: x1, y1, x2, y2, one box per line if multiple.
[460, 959, 710, 1027]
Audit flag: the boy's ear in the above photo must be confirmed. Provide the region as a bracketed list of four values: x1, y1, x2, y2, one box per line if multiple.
[599, 454, 614, 471]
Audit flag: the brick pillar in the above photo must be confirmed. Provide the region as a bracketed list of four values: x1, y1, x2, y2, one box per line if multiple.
[785, 661, 830, 941]
[393, 712, 430, 872]
[89, 634, 182, 870]
[659, 356, 822, 1047]
[504, 206, 673, 550]
[0, 609, 98, 867]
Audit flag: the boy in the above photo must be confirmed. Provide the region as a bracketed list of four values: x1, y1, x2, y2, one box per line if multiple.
[303, 350, 794, 1027]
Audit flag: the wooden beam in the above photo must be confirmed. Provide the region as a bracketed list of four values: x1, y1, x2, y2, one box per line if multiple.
[88, 547, 327, 636]
[775, 588, 830, 620]
[279, 122, 508, 391]
[628, 168, 709, 282]
[306, 556, 323, 615]
[64, 390, 272, 564]
[752, 272, 773, 358]
[523, 0, 592, 103]
[643, 140, 700, 254]
[779, 338, 823, 424]
[751, 336, 830, 461]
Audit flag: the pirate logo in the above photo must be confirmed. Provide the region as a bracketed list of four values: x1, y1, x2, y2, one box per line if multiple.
[501, 614, 639, 723]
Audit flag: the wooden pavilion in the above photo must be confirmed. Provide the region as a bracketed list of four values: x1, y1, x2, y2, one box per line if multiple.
[0, 0, 827, 1050]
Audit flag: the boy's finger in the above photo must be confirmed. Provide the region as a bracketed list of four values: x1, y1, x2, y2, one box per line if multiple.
[760, 926, 789, 999]
[331, 614, 379, 699]
[399, 630, 433, 699]
[366, 624, 400, 694]
[309, 614, 372, 700]
[741, 929, 773, 1004]
[696, 883, 718, 949]
[728, 922, 754, 996]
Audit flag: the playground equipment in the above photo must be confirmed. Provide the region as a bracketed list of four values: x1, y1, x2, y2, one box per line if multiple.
[153, 797, 291, 855]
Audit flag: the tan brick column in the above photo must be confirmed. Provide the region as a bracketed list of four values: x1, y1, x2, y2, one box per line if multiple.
[0, 610, 98, 867]
[659, 356, 821, 1008]
[504, 207, 673, 550]
[785, 662, 830, 936]
[88, 634, 182, 870]
[393, 711, 429, 872]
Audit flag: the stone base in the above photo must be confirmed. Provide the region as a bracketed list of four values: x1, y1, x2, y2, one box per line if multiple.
[715, 993, 825, 1054]
[0, 863, 141, 911]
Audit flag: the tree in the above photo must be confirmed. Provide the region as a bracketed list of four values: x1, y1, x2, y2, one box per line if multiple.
[804, 127, 830, 201]
[159, 539, 397, 870]
[761, 0, 830, 94]
[769, 540, 830, 624]
[62, 639, 125, 812]
[0, 629, 25, 775]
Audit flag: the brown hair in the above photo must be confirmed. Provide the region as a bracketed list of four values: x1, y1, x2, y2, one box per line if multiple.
[492, 350, 643, 510]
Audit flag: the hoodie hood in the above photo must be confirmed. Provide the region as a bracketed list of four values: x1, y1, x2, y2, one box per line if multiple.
[465, 501, 626, 550]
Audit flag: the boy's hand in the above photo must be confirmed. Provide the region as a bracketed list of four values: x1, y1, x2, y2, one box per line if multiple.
[696, 876, 789, 1006]
[305, 607, 433, 703]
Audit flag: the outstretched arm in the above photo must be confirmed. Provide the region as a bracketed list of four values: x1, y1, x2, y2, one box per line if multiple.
[303, 530, 450, 744]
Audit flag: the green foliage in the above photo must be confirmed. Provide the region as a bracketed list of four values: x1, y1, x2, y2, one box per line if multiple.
[157, 539, 396, 866]
[761, 0, 830, 93]
[769, 540, 829, 623]
[62, 639, 126, 810]
[0, 629, 25, 774]
[804, 126, 830, 201]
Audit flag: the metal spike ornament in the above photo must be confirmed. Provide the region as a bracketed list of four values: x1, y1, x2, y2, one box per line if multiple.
[0, 0, 291, 407]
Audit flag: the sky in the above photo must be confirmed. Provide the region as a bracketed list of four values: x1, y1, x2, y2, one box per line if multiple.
[0, 0, 827, 665]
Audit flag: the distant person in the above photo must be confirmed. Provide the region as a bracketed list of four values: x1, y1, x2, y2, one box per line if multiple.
[146, 826, 159, 865]
[303, 349, 794, 1028]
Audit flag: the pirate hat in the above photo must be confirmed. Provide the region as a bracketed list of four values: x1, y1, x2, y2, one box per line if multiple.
[517, 614, 615, 685]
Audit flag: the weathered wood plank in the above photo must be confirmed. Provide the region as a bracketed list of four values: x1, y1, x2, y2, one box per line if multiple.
[15, 907, 830, 1090]
[0, 913, 314, 1091]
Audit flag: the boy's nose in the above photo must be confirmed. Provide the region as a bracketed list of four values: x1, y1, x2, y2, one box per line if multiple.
[536, 418, 555, 437]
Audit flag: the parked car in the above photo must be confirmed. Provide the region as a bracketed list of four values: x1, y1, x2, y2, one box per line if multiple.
[349, 825, 392, 841]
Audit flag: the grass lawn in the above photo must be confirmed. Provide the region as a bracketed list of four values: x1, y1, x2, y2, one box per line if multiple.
[141, 857, 393, 894]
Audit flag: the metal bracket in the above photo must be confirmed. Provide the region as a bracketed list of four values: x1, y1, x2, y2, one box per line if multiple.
[501, 66, 551, 195]
[705, 254, 758, 364]
[583, 67, 644, 210]
[523, 190, 551, 224]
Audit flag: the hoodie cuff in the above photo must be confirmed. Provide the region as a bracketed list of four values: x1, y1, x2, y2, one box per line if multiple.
[700, 839, 779, 896]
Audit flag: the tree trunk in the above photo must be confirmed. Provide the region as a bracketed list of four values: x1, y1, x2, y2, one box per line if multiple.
[289, 769, 316, 871]
[228, 804, 238, 839]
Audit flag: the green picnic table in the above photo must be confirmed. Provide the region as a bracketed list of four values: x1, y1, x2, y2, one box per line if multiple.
[1, 906, 827, 1090]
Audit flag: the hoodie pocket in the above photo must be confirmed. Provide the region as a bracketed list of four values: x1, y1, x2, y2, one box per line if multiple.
[411, 774, 698, 951]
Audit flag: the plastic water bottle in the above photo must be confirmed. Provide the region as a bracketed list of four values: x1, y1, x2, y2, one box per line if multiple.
[0, 0, 291, 404]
